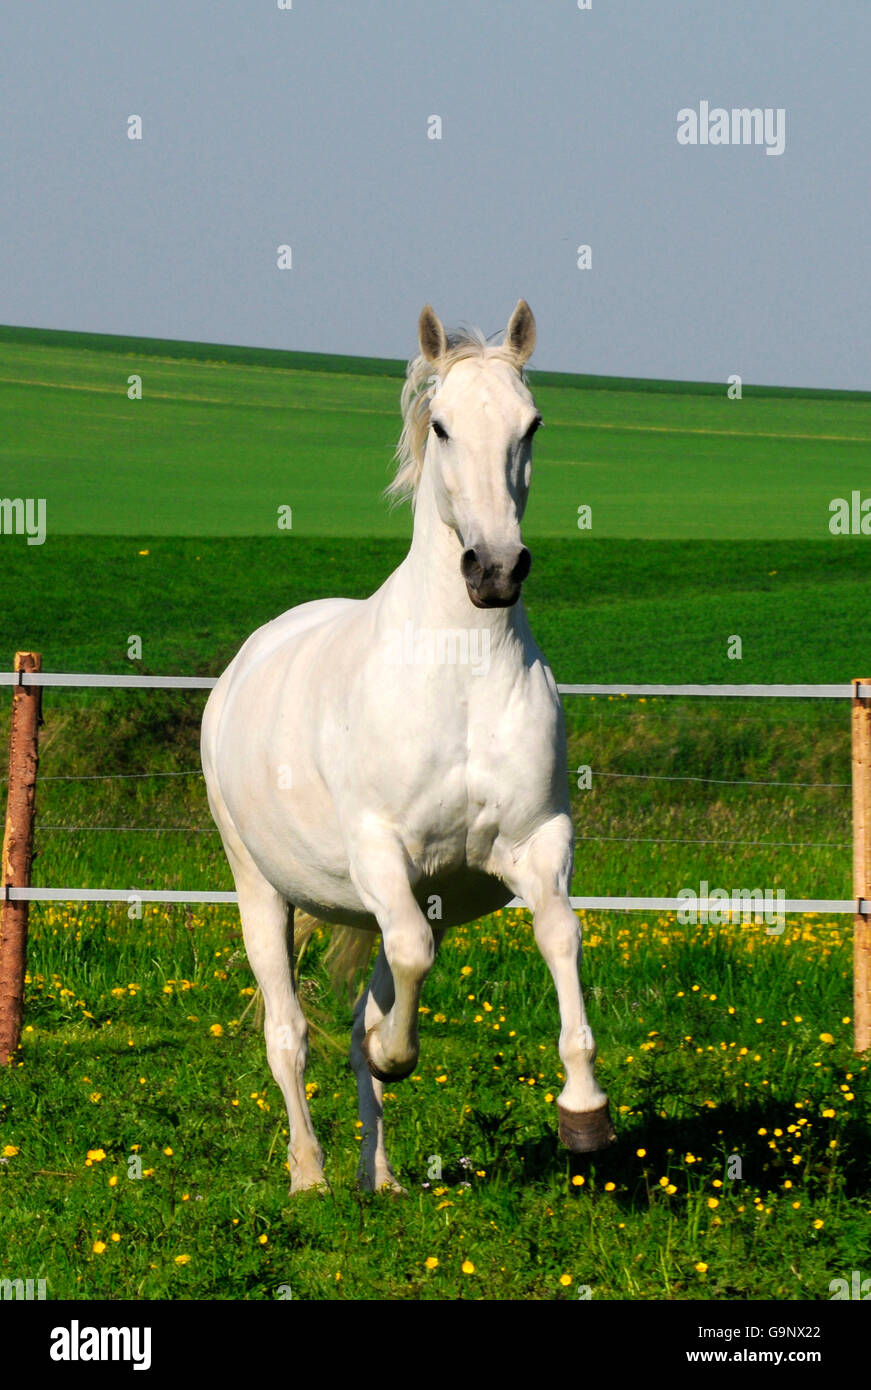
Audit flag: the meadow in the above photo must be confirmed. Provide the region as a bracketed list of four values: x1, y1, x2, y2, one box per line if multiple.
[0, 327, 869, 1300]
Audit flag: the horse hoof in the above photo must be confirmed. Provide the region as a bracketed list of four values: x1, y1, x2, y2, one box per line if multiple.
[290, 1174, 332, 1196]
[362, 1027, 416, 1083]
[558, 1100, 616, 1153]
[357, 1171, 408, 1196]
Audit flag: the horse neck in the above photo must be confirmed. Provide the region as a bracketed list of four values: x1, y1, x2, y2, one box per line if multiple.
[388, 461, 526, 644]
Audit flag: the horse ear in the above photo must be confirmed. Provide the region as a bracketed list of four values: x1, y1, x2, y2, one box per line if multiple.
[504, 299, 536, 365]
[418, 305, 447, 363]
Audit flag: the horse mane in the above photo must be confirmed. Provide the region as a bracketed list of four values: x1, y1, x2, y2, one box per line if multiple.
[386, 325, 528, 508]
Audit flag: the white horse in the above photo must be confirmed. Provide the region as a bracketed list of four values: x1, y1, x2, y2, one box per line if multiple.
[201, 301, 615, 1193]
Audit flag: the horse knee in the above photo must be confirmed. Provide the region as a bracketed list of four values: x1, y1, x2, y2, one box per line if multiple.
[383, 923, 434, 980]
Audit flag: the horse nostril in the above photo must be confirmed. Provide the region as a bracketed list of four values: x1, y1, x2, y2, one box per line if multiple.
[461, 548, 481, 583]
[511, 547, 532, 584]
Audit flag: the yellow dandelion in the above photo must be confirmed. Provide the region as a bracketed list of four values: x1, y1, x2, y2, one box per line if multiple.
[2, 1145, 19, 1157]
[461, 1259, 475, 1274]
[424, 1256, 439, 1270]
[571, 1175, 585, 1187]
[92, 1241, 107, 1255]
[559, 1274, 572, 1287]
[209, 1024, 223, 1037]
[695, 1262, 708, 1273]
[174, 1254, 191, 1265]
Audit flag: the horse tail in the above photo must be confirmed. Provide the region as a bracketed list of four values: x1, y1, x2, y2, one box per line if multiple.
[293, 911, 378, 1005]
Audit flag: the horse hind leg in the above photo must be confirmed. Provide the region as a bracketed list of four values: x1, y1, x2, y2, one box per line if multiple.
[350, 942, 406, 1193]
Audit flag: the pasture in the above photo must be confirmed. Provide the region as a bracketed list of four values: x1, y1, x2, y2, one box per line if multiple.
[0, 328, 869, 1299]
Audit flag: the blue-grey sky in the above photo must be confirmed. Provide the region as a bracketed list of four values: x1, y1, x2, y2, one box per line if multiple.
[2, 0, 868, 389]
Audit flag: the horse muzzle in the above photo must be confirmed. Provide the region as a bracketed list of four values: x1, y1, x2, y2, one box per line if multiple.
[461, 545, 531, 608]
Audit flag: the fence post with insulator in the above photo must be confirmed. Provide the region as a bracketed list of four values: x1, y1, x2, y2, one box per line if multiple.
[0, 652, 42, 1065]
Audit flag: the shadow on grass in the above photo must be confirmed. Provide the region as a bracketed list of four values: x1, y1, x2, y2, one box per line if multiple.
[459, 1097, 868, 1204]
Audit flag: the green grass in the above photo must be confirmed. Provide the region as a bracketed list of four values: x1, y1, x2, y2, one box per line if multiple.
[0, 901, 866, 1300]
[2, 325, 871, 537]
[3, 535, 871, 685]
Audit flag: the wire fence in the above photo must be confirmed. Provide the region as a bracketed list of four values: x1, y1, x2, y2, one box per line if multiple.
[1, 669, 862, 914]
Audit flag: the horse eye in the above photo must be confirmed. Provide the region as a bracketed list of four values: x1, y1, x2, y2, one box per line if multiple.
[431, 419, 449, 441]
[524, 415, 543, 440]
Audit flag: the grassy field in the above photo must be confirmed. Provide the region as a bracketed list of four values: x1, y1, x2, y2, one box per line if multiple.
[2, 323, 871, 539]
[0, 327, 869, 1300]
[0, 900, 864, 1301]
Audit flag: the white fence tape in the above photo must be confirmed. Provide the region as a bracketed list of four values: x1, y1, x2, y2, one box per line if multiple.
[2, 672, 870, 698]
[6, 887, 864, 915]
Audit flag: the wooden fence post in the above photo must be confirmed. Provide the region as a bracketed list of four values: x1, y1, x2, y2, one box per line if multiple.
[851, 678, 871, 1053]
[0, 652, 42, 1065]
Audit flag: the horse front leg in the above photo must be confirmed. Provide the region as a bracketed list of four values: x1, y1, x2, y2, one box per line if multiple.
[348, 831, 436, 1082]
[350, 926, 447, 1192]
[500, 815, 616, 1152]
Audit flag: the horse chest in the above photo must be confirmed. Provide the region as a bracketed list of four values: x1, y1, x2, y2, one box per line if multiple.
[379, 716, 542, 872]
